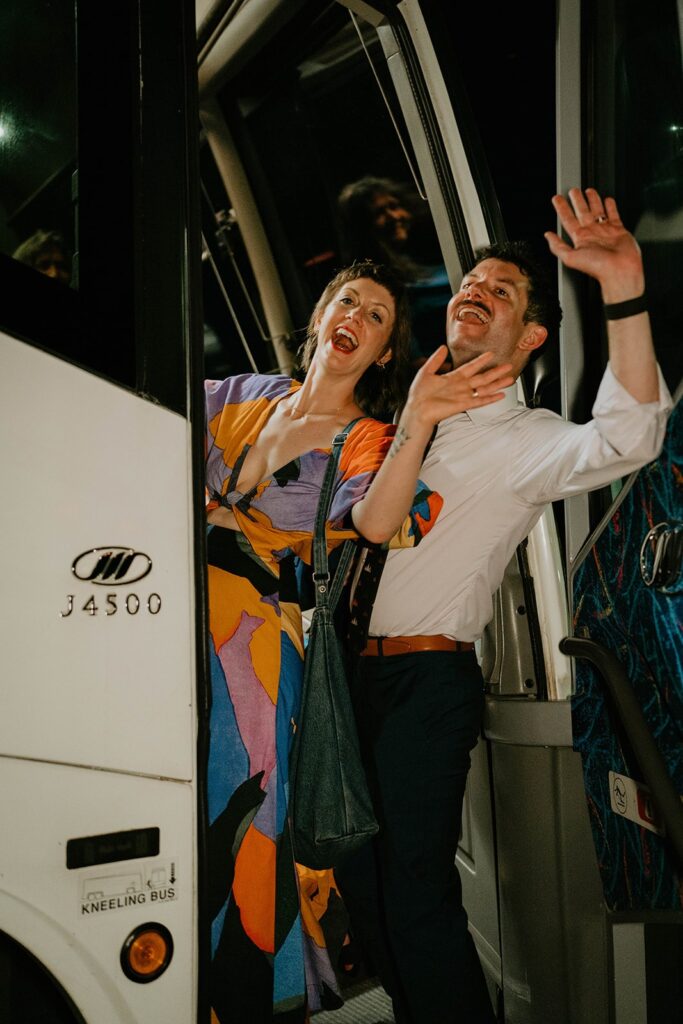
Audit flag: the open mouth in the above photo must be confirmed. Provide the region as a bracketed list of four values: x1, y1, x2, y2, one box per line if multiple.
[456, 302, 490, 325]
[331, 326, 358, 353]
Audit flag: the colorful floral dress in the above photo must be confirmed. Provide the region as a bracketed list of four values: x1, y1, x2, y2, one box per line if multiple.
[205, 374, 441, 1023]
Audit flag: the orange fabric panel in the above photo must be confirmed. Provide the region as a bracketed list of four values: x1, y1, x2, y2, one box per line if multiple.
[296, 865, 340, 950]
[233, 824, 276, 953]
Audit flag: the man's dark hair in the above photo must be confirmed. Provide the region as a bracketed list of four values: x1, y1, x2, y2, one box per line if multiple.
[472, 240, 563, 345]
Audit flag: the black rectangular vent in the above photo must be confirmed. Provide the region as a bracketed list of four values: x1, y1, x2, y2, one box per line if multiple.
[66, 827, 160, 869]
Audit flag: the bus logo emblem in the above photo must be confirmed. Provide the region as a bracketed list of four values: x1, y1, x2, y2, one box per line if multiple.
[71, 548, 153, 586]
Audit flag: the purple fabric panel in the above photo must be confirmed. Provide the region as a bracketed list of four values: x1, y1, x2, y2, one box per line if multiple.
[248, 450, 330, 533]
[205, 374, 291, 422]
[328, 469, 375, 526]
[217, 610, 276, 790]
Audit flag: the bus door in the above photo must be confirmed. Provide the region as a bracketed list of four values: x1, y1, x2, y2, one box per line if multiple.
[356, 4, 583, 1019]
[0, 2, 207, 1021]
[195, 0, 563, 1018]
[196, 2, 679, 1024]
[195, 1, 682, 1021]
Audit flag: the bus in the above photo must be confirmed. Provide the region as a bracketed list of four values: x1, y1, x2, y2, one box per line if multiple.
[1, 0, 681, 1021]
[0, 1, 207, 1020]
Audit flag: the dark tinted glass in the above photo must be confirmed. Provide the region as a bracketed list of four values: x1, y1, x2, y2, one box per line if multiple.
[209, 5, 447, 378]
[0, 0, 77, 289]
[200, 141, 274, 378]
[0, 2, 199, 415]
[588, 0, 683, 396]
[581, 0, 683, 525]
[421, 0, 557, 247]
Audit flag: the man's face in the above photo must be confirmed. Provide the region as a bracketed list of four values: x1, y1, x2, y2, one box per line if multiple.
[446, 258, 538, 370]
[371, 192, 411, 247]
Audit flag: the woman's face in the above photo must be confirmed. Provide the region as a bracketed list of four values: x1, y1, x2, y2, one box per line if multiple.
[313, 277, 396, 380]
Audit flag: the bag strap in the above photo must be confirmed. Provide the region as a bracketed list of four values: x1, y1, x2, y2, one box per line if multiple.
[311, 418, 364, 612]
[328, 540, 357, 614]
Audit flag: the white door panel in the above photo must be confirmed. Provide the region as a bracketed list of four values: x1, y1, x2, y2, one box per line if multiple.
[0, 333, 196, 780]
[0, 757, 196, 1023]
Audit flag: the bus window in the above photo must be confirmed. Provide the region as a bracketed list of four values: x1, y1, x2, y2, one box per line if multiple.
[417, 1, 557, 258]
[210, 5, 450, 381]
[200, 140, 276, 377]
[414, 0, 559, 412]
[0, 3, 199, 415]
[575, 0, 683, 532]
[587, 0, 683, 397]
[0, 1, 77, 288]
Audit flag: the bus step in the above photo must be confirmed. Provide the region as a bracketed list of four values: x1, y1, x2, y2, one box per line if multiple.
[312, 978, 394, 1022]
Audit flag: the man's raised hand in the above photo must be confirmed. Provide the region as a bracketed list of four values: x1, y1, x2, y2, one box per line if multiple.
[544, 187, 644, 303]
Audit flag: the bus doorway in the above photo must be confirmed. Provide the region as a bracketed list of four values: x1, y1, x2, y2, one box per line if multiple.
[196, 1, 682, 1022]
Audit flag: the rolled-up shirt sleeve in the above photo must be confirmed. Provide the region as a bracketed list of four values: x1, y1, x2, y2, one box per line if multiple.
[510, 363, 672, 505]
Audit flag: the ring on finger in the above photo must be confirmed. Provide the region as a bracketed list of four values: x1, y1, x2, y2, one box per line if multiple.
[472, 387, 479, 398]
[595, 214, 607, 223]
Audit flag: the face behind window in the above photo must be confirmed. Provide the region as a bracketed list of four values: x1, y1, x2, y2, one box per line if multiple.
[34, 247, 70, 284]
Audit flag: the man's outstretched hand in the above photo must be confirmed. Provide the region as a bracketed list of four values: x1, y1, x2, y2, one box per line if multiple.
[544, 187, 644, 304]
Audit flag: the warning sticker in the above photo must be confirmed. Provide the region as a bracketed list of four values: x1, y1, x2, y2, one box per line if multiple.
[608, 771, 663, 835]
[79, 859, 178, 916]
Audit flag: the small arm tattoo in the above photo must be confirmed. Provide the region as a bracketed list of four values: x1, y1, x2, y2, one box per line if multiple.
[387, 425, 410, 459]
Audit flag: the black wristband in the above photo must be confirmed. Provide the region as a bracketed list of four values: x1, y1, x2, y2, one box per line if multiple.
[604, 293, 647, 320]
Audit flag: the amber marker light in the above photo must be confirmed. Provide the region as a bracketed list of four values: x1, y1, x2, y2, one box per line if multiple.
[120, 922, 174, 983]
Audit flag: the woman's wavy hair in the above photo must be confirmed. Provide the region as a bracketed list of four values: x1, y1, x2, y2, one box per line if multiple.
[298, 261, 411, 419]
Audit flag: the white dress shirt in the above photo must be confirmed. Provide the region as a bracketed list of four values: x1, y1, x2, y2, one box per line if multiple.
[369, 364, 672, 642]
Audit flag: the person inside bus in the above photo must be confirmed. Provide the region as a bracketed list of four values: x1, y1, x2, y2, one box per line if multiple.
[12, 229, 71, 285]
[334, 188, 673, 1024]
[338, 176, 451, 372]
[203, 260, 514, 1024]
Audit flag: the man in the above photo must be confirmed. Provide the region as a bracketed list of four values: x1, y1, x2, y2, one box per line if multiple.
[338, 176, 415, 260]
[335, 188, 672, 1023]
[337, 176, 451, 371]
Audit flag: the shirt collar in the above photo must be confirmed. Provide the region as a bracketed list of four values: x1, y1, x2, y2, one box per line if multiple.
[465, 381, 522, 422]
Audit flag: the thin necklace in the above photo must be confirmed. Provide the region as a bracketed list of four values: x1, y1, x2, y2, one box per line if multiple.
[288, 394, 356, 421]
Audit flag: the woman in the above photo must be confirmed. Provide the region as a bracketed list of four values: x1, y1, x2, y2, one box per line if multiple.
[205, 261, 512, 1022]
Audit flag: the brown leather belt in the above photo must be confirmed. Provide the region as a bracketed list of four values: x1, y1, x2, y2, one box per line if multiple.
[360, 634, 475, 656]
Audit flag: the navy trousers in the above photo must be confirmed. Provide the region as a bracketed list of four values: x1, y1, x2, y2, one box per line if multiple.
[335, 650, 496, 1024]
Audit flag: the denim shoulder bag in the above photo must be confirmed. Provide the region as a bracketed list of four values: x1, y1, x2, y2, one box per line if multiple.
[289, 419, 379, 869]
